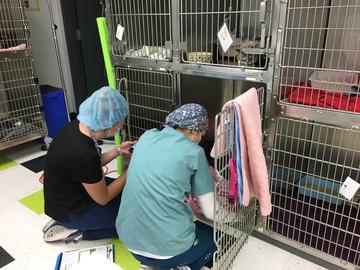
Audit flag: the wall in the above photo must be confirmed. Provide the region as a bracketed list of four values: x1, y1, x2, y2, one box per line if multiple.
[25, 0, 76, 113]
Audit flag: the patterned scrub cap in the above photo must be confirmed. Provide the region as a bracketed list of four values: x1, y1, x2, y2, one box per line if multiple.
[165, 103, 208, 130]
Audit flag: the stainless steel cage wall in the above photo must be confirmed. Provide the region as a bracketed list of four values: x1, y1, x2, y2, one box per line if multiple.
[277, 0, 360, 115]
[116, 67, 175, 140]
[213, 87, 264, 270]
[0, 0, 29, 50]
[0, 0, 46, 150]
[268, 117, 360, 268]
[106, 0, 274, 70]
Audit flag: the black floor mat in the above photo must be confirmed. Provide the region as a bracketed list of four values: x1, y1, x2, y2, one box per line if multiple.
[0, 246, 14, 268]
[20, 155, 46, 173]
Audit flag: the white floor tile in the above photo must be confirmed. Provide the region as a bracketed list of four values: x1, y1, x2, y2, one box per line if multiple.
[282, 254, 327, 270]
[231, 236, 291, 270]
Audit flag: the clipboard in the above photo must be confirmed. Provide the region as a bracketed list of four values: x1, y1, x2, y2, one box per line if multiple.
[54, 244, 114, 270]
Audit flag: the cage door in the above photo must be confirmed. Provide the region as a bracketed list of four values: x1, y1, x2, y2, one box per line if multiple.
[213, 87, 264, 270]
[267, 117, 360, 269]
[116, 67, 176, 140]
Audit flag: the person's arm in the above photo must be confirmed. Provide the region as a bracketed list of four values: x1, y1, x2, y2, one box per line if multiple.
[82, 171, 127, 205]
[101, 141, 135, 165]
[197, 191, 215, 220]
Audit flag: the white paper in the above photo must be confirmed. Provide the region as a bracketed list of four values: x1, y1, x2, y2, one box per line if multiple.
[217, 23, 233, 53]
[72, 254, 123, 270]
[116, 24, 125, 41]
[339, 176, 360, 200]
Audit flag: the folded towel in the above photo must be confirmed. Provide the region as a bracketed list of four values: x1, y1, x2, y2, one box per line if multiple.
[211, 88, 272, 216]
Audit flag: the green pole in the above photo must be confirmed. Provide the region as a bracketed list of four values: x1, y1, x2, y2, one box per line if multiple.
[97, 17, 123, 175]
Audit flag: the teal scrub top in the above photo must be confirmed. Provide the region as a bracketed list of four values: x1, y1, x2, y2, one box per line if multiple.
[116, 127, 214, 256]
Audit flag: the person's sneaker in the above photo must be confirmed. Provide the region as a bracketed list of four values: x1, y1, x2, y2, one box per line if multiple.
[43, 224, 82, 243]
[173, 267, 191, 270]
[42, 219, 58, 233]
[200, 267, 211, 270]
[139, 265, 156, 270]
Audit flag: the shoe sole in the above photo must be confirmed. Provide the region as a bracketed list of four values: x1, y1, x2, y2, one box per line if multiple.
[43, 225, 79, 242]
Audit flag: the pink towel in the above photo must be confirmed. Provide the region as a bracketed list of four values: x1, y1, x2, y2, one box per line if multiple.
[211, 88, 272, 216]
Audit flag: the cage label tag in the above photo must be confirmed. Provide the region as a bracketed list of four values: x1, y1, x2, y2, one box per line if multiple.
[116, 24, 125, 41]
[339, 176, 360, 201]
[217, 23, 233, 53]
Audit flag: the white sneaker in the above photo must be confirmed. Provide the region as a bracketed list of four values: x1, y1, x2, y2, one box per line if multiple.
[139, 265, 156, 270]
[173, 267, 191, 270]
[200, 267, 211, 270]
[42, 219, 57, 233]
[43, 224, 82, 243]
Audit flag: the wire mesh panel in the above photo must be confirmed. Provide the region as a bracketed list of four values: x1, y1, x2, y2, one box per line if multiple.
[0, 57, 45, 145]
[0, 0, 29, 51]
[108, 0, 172, 60]
[179, 0, 273, 69]
[213, 87, 264, 270]
[278, 0, 360, 115]
[116, 68, 175, 140]
[268, 117, 360, 268]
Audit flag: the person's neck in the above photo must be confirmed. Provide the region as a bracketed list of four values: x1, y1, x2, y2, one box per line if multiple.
[78, 122, 92, 137]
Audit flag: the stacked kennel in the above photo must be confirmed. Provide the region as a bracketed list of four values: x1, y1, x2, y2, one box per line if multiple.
[106, 0, 359, 269]
[270, 0, 360, 269]
[0, 0, 46, 150]
[106, 0, 273, 269]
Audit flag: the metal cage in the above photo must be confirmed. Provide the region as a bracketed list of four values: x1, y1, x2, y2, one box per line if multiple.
[108, 0, 172, 61]
[278, 0, 360, 115]
[179, 0, 273, 69]
[0, 57, 45, 149]
[116, 67, 176, 140]
[0, 0, 29, 51]
[268, 117, 360, 269]
[213, 87, 264, 270]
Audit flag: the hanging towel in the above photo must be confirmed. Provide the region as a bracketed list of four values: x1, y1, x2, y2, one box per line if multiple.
[211, 88, 272, 216]
[229, 158, 238, 203]
[233, 104, 243, 203]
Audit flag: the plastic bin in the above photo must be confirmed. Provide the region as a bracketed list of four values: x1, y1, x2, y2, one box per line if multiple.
[40, 85, 69, 138]
[309, 70, 358, 93]
[298, 175, 344, 205]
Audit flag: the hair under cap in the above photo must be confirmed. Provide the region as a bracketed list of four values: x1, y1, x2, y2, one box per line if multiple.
[165, 103, 208, 130]
[77, 86, 128, 131]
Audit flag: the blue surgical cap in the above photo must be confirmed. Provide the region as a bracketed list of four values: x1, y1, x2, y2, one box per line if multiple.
[165, 103, 208, 130]
[77, 86, 128, 131]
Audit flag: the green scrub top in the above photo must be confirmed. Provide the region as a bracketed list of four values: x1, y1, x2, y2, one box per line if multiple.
[116, 127, 214, 256]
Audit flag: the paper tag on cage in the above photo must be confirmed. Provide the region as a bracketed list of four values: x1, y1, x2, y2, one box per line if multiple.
[217, 23, 233, 53]
[339, 176, 360, 201]
[116, 24, 125, 41]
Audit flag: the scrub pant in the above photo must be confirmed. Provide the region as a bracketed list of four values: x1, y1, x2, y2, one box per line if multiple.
[132, 221, 217, 270]
[58, 177, 120, 240]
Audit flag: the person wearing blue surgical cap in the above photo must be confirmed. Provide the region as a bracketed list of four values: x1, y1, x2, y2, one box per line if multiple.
[43, 86, 134, 243]
[116, 103, 216, 270]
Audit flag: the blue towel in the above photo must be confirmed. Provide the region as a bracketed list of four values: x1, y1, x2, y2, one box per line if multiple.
[233, 104, 244, 204]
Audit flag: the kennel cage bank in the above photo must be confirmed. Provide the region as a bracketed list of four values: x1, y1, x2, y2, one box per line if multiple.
[268, 0, 360, 269]
[106, 0, 274, 70]
[0, 0, 46, 150]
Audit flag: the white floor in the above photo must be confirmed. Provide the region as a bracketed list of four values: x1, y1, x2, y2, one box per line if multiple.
[0, 140, 327, 270]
